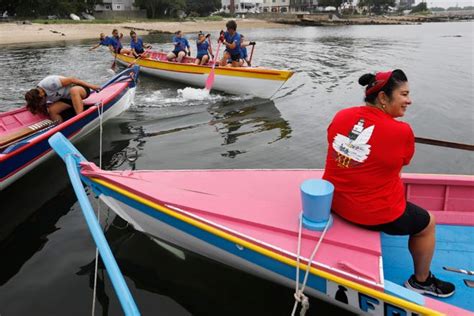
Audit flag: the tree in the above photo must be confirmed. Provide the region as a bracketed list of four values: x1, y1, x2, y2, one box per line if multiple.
[358, 0, 395, 14]
[135, 0, 185, 18]
[318, 0, 346, 13]
[410, 2, 427, 13]
[0, 0, 100, 17]
[185, 0, 221, 16]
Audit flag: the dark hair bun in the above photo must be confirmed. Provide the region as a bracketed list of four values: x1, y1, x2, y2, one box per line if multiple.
[358, 73, 375, 86]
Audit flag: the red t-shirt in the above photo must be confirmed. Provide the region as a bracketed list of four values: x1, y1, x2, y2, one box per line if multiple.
[322, 106, 415, 225]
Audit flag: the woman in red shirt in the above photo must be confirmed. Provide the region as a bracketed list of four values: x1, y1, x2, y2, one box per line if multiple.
[323, 69, 454, 297]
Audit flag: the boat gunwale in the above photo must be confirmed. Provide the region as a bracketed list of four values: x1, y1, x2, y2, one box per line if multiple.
[114, 52, 294, 79]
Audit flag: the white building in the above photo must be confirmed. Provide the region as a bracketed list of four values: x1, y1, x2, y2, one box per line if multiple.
[221, 0, 318, 14]
[262, 0, 290, 13]
[95, 0, 137, 11]
[221, 0, 264, 14]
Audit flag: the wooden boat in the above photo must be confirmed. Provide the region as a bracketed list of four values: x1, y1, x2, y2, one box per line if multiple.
[50, 133, 474, 315]
[113, 51, 294, 99]
[0, 66, 139, 190]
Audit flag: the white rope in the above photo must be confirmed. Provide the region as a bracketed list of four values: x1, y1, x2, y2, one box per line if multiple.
[91, 102, 104, 316]
[291, 216, 331, 316]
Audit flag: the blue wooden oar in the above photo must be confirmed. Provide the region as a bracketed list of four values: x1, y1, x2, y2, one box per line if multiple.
[48, 132, 140, 316]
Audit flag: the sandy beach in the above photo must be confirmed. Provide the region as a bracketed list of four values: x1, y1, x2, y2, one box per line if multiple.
[0, 19, 290, 45]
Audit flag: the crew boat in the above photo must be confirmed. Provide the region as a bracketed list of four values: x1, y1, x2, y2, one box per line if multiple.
[112, 51, 293, 99]
[0, 66, 139, 190]
[50, 132, 473, 316]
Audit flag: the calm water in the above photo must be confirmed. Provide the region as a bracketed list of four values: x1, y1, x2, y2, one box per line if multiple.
[1, 22, 473, 315]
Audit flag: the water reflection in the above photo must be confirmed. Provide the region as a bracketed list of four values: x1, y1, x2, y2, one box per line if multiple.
[209, 99, 292, 147]
[127, 98, 292, 160]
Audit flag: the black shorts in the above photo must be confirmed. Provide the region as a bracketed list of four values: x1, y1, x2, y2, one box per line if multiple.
[196, 53, 209, 60]
[172, 50, 184, 56]
[358, 202, 430, 236]
[226, 51, 241, 61]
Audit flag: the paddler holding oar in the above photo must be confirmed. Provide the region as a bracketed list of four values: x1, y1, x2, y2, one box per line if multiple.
[167, 30, 191, 63]
[322, 69, 455, 298]
[238, 34, 256, 67]
[194, 32, 213, 65]
[129, 30, 152, 59]
[219, 20, 242, 68]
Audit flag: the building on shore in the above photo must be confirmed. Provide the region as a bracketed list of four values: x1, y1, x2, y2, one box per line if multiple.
[221, 0, 264, 14]
[289, 0, 318, 13]
[94, 0, 146, 19]
[95, 0, 137, 12]
[262, 0, 290, 13]
[221, 0, 318, 13]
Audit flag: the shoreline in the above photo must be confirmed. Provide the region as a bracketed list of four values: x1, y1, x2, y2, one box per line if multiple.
[0, 19, 290, 46]
[271, 13, 474, 27]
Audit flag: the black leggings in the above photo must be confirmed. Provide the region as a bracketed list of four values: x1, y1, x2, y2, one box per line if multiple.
[358, 202, 431, 236]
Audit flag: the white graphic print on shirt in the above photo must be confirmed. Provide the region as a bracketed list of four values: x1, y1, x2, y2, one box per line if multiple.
[332, 119, 374, 167]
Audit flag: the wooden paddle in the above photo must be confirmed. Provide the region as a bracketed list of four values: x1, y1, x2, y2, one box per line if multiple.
[205, 41, 222, 92]
[248, 42, 256, 67]
[111, 50, 117, 71]
[0, 119, 57, 149]
[415, 137, 474, 151]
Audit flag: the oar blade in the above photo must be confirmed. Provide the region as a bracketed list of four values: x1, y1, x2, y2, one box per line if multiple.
[205, 69, 215, 91]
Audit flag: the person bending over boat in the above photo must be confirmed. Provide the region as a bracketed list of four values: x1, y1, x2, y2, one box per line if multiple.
[89, 33, 111, 51]
[194, 32, 213, 65]
[219, 20, 241, 67]
[129, 30, 151, 58]
[109, 29, 131, 55]
[167, 31, 190, 63]
[25, 76, 101, 123]
[322, 69, 455, 298]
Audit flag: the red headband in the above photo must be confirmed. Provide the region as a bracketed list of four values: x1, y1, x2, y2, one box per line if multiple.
[365, 71, 393, 96]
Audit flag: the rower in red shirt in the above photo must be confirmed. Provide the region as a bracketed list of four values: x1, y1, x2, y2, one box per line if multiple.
[323, 69, 455, 298]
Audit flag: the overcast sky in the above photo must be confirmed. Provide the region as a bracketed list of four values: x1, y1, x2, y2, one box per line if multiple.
[415, 0, 473, 8]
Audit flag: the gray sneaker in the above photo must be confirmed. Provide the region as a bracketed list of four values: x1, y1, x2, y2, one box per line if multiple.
[404, 273, 455, 298]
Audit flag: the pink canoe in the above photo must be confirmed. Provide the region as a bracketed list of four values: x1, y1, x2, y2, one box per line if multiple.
[0, 67, 139, 190]
[50, 133, 474, 316]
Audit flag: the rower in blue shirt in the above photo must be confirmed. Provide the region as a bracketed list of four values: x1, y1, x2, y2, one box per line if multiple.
[219, 20, 241, 67]
[89, 33, 112, 51]
[130, 30, 152, 58]
[195, 32, 213, 65]
[238, 35, 256, 67]
[108, 29, 131, 55]
[167, 30, 191, 63]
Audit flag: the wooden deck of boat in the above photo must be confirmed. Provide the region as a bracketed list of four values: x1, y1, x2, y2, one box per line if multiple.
[382, 224, 474, 314]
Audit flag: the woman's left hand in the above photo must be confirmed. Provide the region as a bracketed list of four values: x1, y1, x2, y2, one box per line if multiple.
[91, 84, 101, 92]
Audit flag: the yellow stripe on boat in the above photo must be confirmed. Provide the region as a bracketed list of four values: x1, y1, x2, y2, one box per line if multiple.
[115, 53, 293, 81]
[92, 177, 444, 316]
